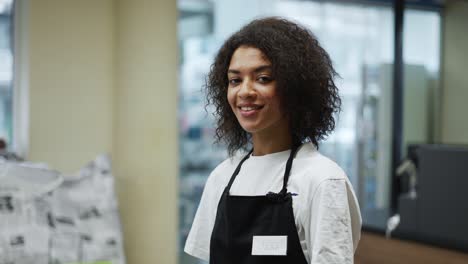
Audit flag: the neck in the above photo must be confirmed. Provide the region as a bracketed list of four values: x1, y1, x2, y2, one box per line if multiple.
[251, 126, 292, 156]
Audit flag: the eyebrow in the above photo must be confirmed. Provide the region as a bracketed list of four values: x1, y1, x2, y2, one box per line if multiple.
[227, 65, 272, 75]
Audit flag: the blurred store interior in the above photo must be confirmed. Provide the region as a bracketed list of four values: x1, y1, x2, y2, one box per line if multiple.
[0, 0, 467, 263]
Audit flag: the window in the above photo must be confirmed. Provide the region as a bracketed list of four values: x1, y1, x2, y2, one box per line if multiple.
[0, 0, 14, 148]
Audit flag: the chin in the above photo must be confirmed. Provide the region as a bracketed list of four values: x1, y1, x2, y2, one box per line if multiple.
[239, 123, 262, 134]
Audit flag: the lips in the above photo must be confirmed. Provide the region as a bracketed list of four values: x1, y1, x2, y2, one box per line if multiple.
[239, 105, 262, 111]
[237, 104, 264, 117]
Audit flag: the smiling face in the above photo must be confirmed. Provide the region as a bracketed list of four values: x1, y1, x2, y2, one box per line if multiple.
[227, 46, 289, 138]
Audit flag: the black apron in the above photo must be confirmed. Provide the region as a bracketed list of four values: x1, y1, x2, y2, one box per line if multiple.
[209, 145, 308, 264]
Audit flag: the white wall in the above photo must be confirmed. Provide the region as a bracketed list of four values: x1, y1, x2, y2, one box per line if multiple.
[28, 0, 115, 172]
[441, 0, 468, 144]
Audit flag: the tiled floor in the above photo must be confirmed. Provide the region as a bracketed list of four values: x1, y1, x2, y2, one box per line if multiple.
[355, 232, 468, 264]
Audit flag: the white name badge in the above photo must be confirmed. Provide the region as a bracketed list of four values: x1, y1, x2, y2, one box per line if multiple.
[251, 236, 287, 256]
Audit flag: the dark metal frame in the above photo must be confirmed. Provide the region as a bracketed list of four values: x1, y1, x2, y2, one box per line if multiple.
[390, 0, 405, 217]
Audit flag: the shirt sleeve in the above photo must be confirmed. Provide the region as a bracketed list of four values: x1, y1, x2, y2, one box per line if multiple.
[184, 170, 222, 261]
[305, 179, 361, 264]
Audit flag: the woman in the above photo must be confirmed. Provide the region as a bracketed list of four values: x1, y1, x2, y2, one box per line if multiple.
[185, 17, 362, 264]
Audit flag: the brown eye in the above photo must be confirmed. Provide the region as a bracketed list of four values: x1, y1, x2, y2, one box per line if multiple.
[229, 78, 241, 86]
[257, 76, 272, 83]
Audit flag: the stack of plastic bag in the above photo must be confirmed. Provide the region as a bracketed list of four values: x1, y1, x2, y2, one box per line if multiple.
[0, 162, 62, 264]
[0, 155, 126, 264]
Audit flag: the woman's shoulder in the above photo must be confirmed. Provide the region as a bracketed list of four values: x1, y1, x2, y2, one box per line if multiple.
[293, 142, 348, 185]
[212, 153, 244, 175]
[292, 143, 360, 223]
[205, 152, 245, 188]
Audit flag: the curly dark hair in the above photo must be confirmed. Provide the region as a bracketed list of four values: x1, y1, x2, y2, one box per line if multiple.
[206, 17, 341, 156]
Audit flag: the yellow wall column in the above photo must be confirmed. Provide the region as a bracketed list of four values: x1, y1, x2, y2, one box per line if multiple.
[114, 0, 178, 263]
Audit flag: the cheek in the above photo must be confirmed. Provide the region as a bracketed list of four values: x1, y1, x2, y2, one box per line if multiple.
[259, 84, 279, 101]
[264, 92, 281, 108]
[227, 89, 236, 109]
[266, 94, 284, 117]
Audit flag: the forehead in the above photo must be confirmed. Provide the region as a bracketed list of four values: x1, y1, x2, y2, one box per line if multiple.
[228, 46, 271, 71]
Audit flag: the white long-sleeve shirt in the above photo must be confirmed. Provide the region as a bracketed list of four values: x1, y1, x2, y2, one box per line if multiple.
[184, 142, 362, 263]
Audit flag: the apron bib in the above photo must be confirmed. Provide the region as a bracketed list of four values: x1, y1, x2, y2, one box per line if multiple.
[209, 145, 308, 264]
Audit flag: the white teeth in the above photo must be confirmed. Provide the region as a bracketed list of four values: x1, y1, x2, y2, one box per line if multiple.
[240, 106, 261, 111]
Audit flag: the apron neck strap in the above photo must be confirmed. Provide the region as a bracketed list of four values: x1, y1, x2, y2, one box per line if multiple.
[225, 148, 253, 192]
[225, 143, 302, 195]
[280, 143, 301, 195]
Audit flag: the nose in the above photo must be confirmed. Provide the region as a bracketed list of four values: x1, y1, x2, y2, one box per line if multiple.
[238, 78, 256, 99]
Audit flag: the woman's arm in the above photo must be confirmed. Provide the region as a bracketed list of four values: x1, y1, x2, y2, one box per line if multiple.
[305, 179, 361, 263]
